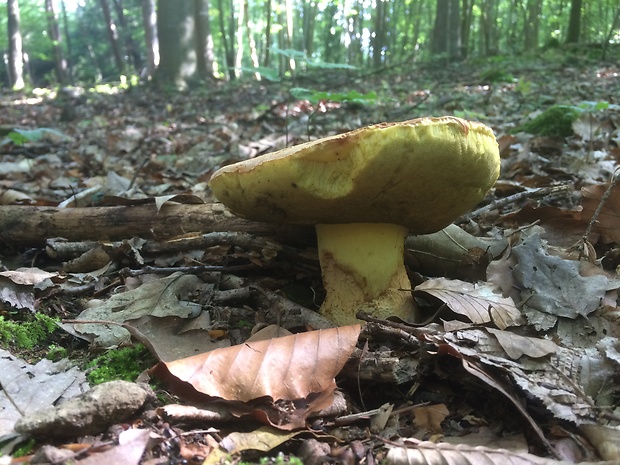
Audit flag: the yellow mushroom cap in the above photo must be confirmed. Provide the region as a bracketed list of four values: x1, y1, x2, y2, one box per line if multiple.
[209, 117, 500, 234]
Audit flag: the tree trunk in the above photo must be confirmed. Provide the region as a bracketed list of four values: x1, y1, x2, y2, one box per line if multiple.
[263, 0, 272, 66]
[372, 0, 387, 67]
[99, 0, 125, 73]
[216, 0, 236, 80]
[284, 0, 296, 71]
[156, 0, 197, 89]
[112, 0, 142, 69]
[234, 0, 244, 77]
[524, 0, 542, 50]
[244, 0, 261, 80]
[478, 0, 499, 55]
[77, 13, 103, 82]
[44, 0, 68, 84]
[460, 0, 474, 58]
[7, 0, 24, 90]
[60, 0, 72, 80]
[323, 2, 339, 63]
[302, 0, 317, 57]
[431, 0, 460, 58]
[566, 0, 582, 44]
[194, 0, 215, 80]
[141, 0, 159, 78]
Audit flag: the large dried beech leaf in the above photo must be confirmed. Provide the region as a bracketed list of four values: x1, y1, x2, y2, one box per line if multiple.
[415, 278, 523, 329]
[157, 325, 361, 402]
[386, 440, 567, 465]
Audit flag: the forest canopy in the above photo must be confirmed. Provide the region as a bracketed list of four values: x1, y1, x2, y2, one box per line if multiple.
[1, 0, 619, 90]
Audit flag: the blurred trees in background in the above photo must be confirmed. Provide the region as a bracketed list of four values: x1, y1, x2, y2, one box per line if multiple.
[1, 0, 619, 89]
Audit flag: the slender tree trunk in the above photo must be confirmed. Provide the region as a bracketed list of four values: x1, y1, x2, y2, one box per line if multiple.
[524, 0, 542, 50]
[431, 0, 460, 58]
[44, 0, 68, 84]
[301, 0, 317, 57]
[156, 0, 197, 89]
[479, 0, 499, 55]
[77, 13, 103, 81]
[323, 2, 338, 63]
[602, 2, 620, 59]
[244, 0, 261, 80]
[194, 0, 215, 79]
[99, 0, 125, 73]
[60, 0, 72, 80]
[7, 0, 24, 90]
[263, 0, 272, 66]
[141, 0, 159, 78]
[460, 0, 474, 57]
[566, 0, 582, 43]
[372, 0, 387, 67]
[284, 0, 295, 71]
[234, 0, 244, 77]
[112, 0, 141, 69]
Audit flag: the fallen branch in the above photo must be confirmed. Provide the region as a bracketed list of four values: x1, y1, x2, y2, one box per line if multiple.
[0, 202, 315, 246]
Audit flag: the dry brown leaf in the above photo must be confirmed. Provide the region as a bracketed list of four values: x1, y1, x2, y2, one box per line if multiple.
[412, 404, 449, 434]
[486, 328, 558, 360]
[415, 278, 523, 329]
[581, 183, 620, 244]
[154, 325, 361, 402]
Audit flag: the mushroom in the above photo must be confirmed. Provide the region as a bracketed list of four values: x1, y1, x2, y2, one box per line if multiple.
[209, 117, 500, 326]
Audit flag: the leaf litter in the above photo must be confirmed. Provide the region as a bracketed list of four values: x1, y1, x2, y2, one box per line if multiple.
[0, 59, 619, 463]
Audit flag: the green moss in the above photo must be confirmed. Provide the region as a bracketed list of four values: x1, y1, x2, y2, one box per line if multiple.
[87, 344, 155, 385]
[12, 438, 36, 457]
[513, 105, 581, 137]
[46, 344, 68, 361]
[0, 314, 59, 350]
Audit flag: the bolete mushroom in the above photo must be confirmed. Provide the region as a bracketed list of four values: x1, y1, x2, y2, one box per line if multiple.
[209, 117, 500, 326]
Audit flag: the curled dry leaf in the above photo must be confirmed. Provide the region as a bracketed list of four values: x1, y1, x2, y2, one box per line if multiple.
[415, 277, 523, 329]
[154, 325, 361, 403]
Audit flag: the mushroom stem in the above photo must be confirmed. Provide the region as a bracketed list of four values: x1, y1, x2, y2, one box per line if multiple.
[316, 223, 418, 326]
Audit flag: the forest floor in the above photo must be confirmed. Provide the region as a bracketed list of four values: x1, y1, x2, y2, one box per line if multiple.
[0, 47, 619, 464]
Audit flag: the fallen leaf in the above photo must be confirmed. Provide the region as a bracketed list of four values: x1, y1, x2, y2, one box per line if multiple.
[581, 183, 620, 244]
[71, 273, 208, 347]
[74, 428, 151, 465]
[154, 325, 361, 403]
[0, 349, 88, 435]
[512, 234, 607, 321]
[412, 404, 449, 434]
[486, 328, 558, 360]
[415, 278, 523, 329]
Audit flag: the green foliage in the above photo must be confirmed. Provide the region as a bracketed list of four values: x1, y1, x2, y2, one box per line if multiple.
[0, 314, 60, 350]
[290, 87, 377, 105]
[271, 48, 357, 70]
[87, 344, 155, 385]
[239, 453, 304, 465]
[515, 79, 532, 96]
[479, 68, 515, 83]
[46, 344, 69, 361]
[11, 438, 36, 458]
[0, 127, 69, 146]
[578, 101, 610, 111]
[513, 105, 582, 137]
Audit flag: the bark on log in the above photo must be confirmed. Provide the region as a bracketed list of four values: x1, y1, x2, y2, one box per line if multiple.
[0, 203, 315, 246]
